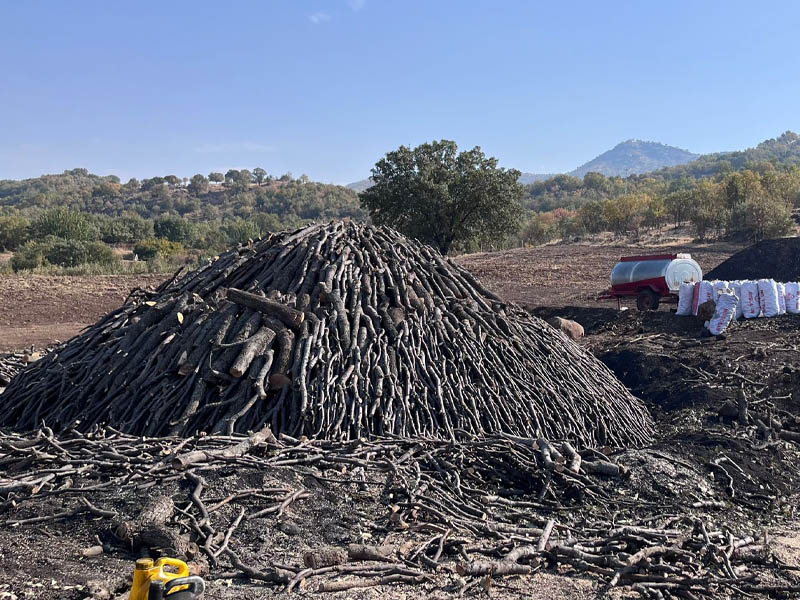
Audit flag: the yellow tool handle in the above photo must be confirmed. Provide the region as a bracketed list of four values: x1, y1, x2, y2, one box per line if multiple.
[155, 557, 190, 578]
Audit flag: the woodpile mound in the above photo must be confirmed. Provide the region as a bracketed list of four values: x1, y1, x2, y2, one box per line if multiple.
[0, 222, 652, 445]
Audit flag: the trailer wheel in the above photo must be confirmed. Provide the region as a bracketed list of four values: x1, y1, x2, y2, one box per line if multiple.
[636, 289, 660, 311]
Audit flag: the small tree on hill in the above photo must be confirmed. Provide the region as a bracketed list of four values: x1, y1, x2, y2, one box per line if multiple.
[360, 140, 523, 255]
[236, 169, 253, 192]
[209, 172, 224, 183]
[224, 169, 240, 185]
[253, 167, 268, 186]
[188, 174, 209, 195]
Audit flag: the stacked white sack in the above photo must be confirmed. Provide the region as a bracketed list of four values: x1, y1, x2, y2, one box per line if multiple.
[777, 282, 787, 315]
[740, 281, 761, 318]
[693, 280, 714, 315]
[676, 282, 696, 316]
[786, 282, 800, 314]
[732, 281, 744, 320]
[757, 279, 781, 318]
[706, 290, 738, 335]
[712, 280, 728, 302]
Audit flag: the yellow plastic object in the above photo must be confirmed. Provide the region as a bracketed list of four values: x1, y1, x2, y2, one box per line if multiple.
[130, 558, 191, 600]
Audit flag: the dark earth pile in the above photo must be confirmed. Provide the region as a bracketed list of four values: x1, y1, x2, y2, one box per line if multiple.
[706, 236, 800, 281]
[0, 222, 652, 446]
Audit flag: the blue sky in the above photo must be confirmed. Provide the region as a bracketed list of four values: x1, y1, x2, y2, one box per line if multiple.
[2, 1, 799, 184]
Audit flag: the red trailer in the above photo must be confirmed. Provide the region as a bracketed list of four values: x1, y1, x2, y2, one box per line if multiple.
[600, 253, 703, 311]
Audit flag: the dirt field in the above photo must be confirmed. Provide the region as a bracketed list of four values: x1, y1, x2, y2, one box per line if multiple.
[455, 241, 740, 308]
[2, 240, 800, 599]
[0, 274, 166, 351]
[0, 241, 738, 352]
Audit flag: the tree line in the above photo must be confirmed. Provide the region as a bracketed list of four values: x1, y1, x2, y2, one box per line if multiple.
[0, 168, 364, 230]
[521, 166, 799, 246]
[0, 168, 365, 271]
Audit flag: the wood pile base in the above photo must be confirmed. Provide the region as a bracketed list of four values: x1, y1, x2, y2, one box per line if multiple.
[2, 427, 798, 598]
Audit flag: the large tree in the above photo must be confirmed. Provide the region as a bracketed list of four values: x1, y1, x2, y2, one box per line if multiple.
[360, 140, 523, 254]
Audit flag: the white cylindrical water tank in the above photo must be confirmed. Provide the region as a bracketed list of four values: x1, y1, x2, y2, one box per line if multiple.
[610, 253, 702, 293]
[664, 254, 703, 292]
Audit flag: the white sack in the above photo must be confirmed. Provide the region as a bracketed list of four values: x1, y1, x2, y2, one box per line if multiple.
[706, 290, 738, 335]
[691, 282, 701, 315]
[740, 281, 761, 318]
[732, 281, 744, 320]
[786, 282, 800, 314]
[712, 280, 728, 302]
[693, 280, 714, 315]
[777, 282, 787, 315]
[676, 282, 696, 316]
[757, 279, 780, 318]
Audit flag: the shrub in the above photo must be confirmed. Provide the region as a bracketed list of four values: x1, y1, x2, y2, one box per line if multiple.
[521, 213, 557, 246]
[133, 237, 184, 260]
[154, 216, 195, 243]
[30, 208, 100, 242]
[10, 241, 47, 271]
[222, 219, 263, 244]
[11, 237, 118, 271]
[99, 215, 154, 244]
[189, 223, 229, 253]
[43, 238, 118, 267]
[0, 215, 31, 251]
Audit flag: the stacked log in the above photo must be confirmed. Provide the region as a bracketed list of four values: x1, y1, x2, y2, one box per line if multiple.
[0, 222, 653, 446]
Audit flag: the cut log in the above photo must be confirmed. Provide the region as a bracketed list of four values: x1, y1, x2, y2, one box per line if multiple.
[226, 288, 305, 331]
[114, 495, 198, 559]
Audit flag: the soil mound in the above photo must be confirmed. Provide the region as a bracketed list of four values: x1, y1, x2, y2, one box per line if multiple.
[0, 222, 652, 446]
[705, 236, 800, 281]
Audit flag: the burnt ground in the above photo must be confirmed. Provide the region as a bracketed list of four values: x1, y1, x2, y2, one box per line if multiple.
[2, 240, 800, 599]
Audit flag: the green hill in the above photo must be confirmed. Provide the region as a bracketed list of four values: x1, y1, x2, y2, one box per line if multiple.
[641, 131, 800, 181]
[0, 169, 365, 225]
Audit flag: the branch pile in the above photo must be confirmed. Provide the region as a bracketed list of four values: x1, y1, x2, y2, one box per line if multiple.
[1, 428, 795, 598]
[0, 222, 652, 446]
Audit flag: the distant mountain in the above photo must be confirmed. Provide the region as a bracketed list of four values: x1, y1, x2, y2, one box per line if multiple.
[346, 178, 373, 192]
[569, 140, 699, 178]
